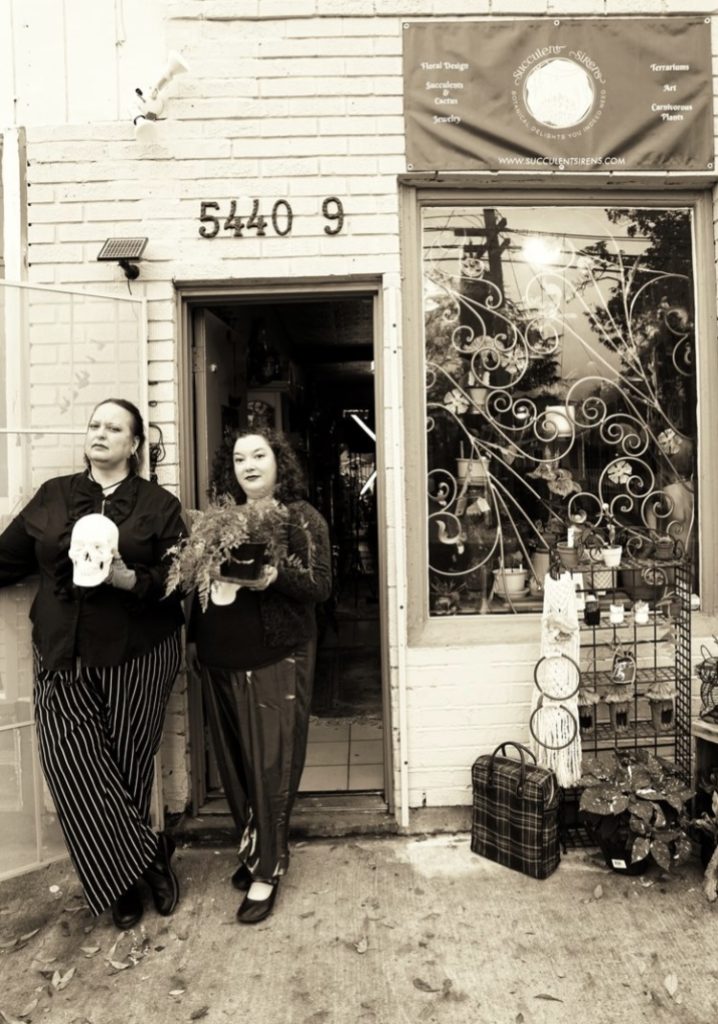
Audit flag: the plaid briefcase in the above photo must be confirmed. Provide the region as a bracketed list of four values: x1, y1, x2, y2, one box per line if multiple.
[471, 741, 560, 879]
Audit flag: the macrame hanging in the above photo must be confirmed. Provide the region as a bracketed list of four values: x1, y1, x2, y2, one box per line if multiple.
[529, 569, 582, 787]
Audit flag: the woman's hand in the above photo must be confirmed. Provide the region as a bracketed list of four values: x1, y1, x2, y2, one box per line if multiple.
[249, 565, 278, 591]
[107, 555, 137, 591]
[185, 641, 201, 675]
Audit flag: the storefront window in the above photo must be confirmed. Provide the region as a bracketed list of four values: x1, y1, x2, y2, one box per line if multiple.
[423, 205, 697, 615]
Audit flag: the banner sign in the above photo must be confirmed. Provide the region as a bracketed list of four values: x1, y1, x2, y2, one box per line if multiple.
[403, 19, 713, 172]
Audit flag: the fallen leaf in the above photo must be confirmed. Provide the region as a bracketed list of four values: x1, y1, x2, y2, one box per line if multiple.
[190, 1010, 209, 1021]
[169, 989, 185, 997]
[55, 967, 76, 992]
[51, 971, 61, 989]
[0, 1009, 27, 1024]
[81, 946, 100, 958]
[19, 998, 38, 1016]
[0, 939, 18, 950]
[664, 974, 678, 998]
[354, 937, 368, 954]
[593, 885, 603, 900]
[534, 993, 564, 1002]
[413, 979, 440, 993]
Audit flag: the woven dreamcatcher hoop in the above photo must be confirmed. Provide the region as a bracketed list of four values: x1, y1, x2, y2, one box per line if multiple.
[529, 570, 583, 786]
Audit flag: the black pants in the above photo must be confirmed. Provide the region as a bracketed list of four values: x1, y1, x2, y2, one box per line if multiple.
[33, 631, 182, 915]
[201, 637, 316, 880]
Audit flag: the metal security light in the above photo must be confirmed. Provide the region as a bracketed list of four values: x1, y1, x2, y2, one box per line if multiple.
[133, 50, 189, 140]
[97, 237, 148, 280]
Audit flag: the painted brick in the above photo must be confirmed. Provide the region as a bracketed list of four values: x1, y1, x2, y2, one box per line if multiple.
[488, 0, 552, 11]
[604, 0, 667, 12]
[16, 3, 716, 821]
[286, 17, 398, 37]
[546, 0, 604, 11]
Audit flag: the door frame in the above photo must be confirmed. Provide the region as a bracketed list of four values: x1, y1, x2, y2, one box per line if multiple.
[175, 276, 393, 814]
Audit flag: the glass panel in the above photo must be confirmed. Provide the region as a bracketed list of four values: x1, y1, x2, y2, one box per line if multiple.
[423, 206, 697, 616]
[0, 724, 64, 879]
[0, 282, 144, 877]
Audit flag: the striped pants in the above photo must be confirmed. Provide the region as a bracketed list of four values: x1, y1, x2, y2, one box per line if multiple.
[201, 637, 316, 881]
[33, 631, 181, 915]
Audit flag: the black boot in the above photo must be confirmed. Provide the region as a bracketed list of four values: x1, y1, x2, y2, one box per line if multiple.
[111, 882, 143, 930]
[142, 833, 180, 916]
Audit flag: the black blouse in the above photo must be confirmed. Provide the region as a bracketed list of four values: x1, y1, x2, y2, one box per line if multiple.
[190, 499, 332, 669]
[0, 472, 186, 671]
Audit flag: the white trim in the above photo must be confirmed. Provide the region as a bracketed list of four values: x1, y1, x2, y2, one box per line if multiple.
[1, 129, 24, 281]
[386, 282, 410, 829]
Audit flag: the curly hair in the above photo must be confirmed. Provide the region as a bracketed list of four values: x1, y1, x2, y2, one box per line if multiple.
[210, 427, 306, 505]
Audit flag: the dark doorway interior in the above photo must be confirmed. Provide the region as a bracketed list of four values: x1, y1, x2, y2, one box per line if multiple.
[191, 295, 383, 801]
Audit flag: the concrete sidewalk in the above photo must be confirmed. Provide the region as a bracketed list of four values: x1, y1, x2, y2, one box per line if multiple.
[0, 834, 716, 1024]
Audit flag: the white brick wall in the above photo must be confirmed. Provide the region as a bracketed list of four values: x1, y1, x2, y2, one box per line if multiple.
[9, 1, 718, 818]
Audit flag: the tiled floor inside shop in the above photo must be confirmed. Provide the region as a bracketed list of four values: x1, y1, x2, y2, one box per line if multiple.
[299, 717, 384, 793]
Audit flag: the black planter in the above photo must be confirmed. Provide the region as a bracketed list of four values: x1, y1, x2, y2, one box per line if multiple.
[581, 811, 649, 875]
[578, 706, 596, 734]
[220, 542, 267, 581]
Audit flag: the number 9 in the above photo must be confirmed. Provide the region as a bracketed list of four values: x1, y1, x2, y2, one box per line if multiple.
[322, 196, 344, 236]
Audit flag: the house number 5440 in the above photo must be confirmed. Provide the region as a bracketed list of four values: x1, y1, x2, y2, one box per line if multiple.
[198, 197, 345, 238]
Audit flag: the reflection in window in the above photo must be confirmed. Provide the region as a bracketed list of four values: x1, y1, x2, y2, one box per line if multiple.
[423, 206, 697, 615]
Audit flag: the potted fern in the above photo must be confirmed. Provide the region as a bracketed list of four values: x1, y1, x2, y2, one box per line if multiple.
[164, 495, 309, 610]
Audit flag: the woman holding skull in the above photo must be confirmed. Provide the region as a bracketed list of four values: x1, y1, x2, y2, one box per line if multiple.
[0, 398, 186, 930]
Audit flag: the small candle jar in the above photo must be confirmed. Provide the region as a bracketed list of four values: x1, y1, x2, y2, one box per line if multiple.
[609, 602, 625, 625]
[584, 594, 600, 626]
[634, 600, 650, 625]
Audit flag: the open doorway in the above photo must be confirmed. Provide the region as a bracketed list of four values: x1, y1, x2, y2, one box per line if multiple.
[188, 292, 385, 811]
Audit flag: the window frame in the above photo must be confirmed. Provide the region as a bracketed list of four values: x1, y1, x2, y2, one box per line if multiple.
[401, 185, 718, 646]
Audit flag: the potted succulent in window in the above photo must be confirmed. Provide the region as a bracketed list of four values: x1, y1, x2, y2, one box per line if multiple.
[645, 679, 677, 733]
[164, 494, 309, 610]
[579, 749, 694, 875]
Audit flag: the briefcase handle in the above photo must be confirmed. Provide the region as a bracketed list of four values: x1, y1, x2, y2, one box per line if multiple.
[488, 741, 536, 797]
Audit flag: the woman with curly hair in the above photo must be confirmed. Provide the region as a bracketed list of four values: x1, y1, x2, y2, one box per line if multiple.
[186, 428, 331, 924]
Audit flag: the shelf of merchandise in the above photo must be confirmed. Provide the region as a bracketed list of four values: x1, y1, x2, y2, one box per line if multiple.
[575, 559, 691, 782]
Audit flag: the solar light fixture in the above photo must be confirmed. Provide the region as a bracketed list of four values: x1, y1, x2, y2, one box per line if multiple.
[97, 237, 148, 280]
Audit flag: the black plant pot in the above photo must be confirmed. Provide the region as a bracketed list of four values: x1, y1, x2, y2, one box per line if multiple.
[578, 705, 596, 734]
[220, 542, 267, 581]
[581, 811, 649, 875]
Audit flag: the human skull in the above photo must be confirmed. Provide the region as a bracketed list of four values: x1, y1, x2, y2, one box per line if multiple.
[69, 513, 119, 587]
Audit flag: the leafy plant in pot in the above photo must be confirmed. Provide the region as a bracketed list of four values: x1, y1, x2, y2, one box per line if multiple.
[579, 749, 694, 875]
[691, 775, 718, 900]
[164, 495, 309, 610]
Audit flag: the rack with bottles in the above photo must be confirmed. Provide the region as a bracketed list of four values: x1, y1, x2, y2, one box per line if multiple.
[575, 559, 691, 780]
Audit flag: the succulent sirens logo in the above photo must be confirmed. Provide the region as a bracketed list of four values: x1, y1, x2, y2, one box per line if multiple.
[511, 45, 607, 140]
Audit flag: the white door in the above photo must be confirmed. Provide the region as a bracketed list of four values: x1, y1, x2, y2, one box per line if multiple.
[0, 281, 147, 881]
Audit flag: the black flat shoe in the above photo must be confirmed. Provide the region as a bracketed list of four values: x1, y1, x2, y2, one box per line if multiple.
[231, 863, 253, 891]
[236, 881, 278, 925]
[111, 882, 143, 930]
[142, 833, 179, 916]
